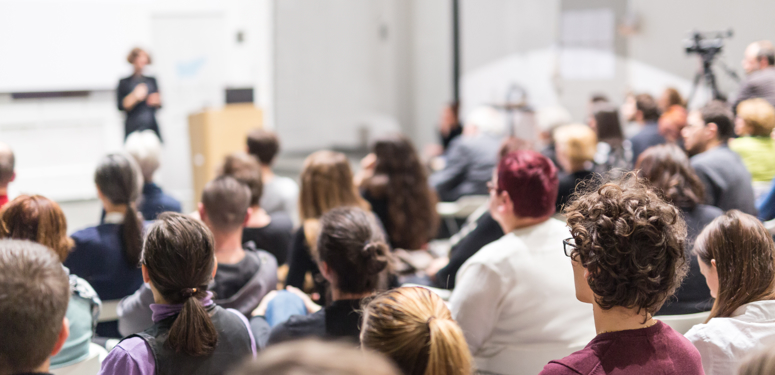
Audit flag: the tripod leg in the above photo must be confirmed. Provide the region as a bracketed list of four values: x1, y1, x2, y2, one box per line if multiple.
[687, 71, 703, 106]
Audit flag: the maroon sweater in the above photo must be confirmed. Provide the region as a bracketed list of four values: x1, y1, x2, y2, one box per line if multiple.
[540, 321, 705, 375]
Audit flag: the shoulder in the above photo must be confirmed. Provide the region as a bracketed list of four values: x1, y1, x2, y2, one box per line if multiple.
[268, 213, 294, 232]
[99, 337, 154, 375]
[70, 274, 100, 301]
[539, 361, 584, 375]
[269, 310, 325, 343]
[684, 319, 730, 352]
[695, 204, 723, 219]
[539, 348, 599, 375]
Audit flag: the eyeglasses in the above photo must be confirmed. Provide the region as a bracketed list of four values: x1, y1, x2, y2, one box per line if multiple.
[563, 237, 577, 257]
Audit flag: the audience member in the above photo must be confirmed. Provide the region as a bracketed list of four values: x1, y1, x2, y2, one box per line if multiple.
[682, 101, 757, 215]
[636, 144, 722, 315]
[254, 206, 389, 346]
[685, 210, 775, 375]
[0, 141, 14, 209]
[733, 40, 775, 111]
[358, 134, 439, 250]
[554, 124, 597, 211]
[230, 339, 400, 375]
[731, 98, 775, 187]
[589, 102, 631, 173]
[541, 174, 703, 375]
[536, 105, 573, 168]
[362, 287, 473, 375]
[449, 150, 595, 375]
[100, 213, 255, 375]
[658, 87, 686, 113]
[117, 176, 277, 335]
[246, 129, 300, 225]
[738, 346, 775, 375]
[220, 152, 293, 264]
[658, 104, 688, 144]
[285, 150, 373, 304]
[124, 130, 181, 220]
[439, 102, 463, 152]
[0, 195, 101, 369]
[0, 239, 71, 375]
[429, 106, 505, 202]
[64, 153, 144, 338]
[628, 93, 665, 162]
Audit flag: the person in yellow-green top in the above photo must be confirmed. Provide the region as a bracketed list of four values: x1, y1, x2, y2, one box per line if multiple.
[730, 98, 775, 195]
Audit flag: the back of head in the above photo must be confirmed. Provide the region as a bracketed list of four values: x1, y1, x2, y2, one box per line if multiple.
[143, 212, 218, 357]
[299, 150, 367, 221]
[591, 102, 623, 143]
[590, 93, 609, 104]
[554, 124, 598, 165]
[754, 40, 775, 66]
[737, 98, 775, 137]
[124, 130, 162, 182]
[202, 176, 251, 232]
[694, 210, 775, 320]
[0, 195, 73, 263]
[636, 144, 705, 209]
[246, 129, 280, 166]
[635, 93, 660, 122]
[464, 106, 506, 137]
[219, 152, 263, 207]
[497, 137, 533, 160]
[362, 287, 473, 375]
[316, 206, 388, 295]
[0, 239, 69, 374]
[662, 87, 686, 108]
[739, 346, 775, 375]
[0, 142, 13, 187]
[95, 153, 144, 266]
[535, 105, 572, 134]
[700, 101, 735, 141]
[229, 339, 401, 375]
[564, 173, 688, 315]
[497, 150, 558, 218]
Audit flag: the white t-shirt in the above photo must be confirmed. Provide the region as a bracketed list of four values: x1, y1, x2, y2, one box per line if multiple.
[260, 176, 299, 226]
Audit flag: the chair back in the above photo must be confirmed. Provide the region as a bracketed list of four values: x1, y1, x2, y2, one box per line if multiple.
[656, 311, 711, 335]
[51, 343, 108, 375]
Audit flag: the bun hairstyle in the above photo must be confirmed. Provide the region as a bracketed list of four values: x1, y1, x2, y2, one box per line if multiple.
[142, 212, 218, 357]
[362, 287, 473, 375]
[316, 206, 388, 295]
[95, 153, 144, 267]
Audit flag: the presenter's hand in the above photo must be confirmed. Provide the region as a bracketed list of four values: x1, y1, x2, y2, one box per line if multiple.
[132, 83, 149, 101]
[146, 92, 161, 107]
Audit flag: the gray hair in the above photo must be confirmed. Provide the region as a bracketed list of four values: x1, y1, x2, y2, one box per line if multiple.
[464, 106, 506, 137]
[124, 130, 162, 182]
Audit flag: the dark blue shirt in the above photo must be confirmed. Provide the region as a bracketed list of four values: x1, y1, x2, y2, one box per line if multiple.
[629, 122, 666, 163]
[138, 183, 182, 221]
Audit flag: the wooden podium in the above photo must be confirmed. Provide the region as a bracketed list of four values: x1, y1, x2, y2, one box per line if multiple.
[188, 104, 262, 204]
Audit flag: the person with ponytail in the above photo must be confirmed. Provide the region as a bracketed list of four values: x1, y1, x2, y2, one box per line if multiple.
[99, 212, 255, 375]
[685, 210, 775, 375]
[64, 153, 145, 337]
[252, 206, 389, 346]
[361, 287, 473, 375]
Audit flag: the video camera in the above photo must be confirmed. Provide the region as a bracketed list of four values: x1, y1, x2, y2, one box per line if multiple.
[685, 29, 733, 58]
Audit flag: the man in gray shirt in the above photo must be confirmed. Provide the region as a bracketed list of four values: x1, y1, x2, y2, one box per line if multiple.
[732, 40, 775, 112]
[682, 101, 757, 215]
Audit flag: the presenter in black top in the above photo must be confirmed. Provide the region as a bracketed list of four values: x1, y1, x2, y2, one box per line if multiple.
[118, 48, 162, 140]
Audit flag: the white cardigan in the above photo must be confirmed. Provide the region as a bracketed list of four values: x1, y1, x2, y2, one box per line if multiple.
[685, 300, 775, 375]
[449, 218, 595, 374]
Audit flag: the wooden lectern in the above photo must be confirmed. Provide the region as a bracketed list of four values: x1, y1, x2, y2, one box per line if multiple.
[188, 104, 262, 204]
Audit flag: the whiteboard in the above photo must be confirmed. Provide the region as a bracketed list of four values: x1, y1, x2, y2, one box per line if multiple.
[0, 0, 149, 92]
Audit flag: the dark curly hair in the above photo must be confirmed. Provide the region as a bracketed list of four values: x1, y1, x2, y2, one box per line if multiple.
[564, 172, 688, 316]
[635, 144, 705, 210]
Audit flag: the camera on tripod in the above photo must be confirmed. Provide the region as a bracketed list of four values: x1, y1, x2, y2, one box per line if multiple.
[683, 29, 738, 102]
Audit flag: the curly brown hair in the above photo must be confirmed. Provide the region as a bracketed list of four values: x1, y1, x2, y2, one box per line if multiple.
[565, 172, 688, 316]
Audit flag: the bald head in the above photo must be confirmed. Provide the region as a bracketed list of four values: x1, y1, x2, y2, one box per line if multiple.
[744, 40, 775, 74]
[0, 142, 14, 187]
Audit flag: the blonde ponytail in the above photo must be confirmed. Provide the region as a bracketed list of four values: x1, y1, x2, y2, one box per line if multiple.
[426, 318, 471, 375]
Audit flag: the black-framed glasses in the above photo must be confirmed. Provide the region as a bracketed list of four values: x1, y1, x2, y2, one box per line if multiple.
[563, 237, 577, 257]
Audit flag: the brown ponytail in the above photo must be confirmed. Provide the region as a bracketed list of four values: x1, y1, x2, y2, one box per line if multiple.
[362, 287, 473, 375]
[143, 212, 218, 357]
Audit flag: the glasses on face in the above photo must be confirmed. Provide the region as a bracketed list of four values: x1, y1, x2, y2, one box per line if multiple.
[563, 237, 577, 257]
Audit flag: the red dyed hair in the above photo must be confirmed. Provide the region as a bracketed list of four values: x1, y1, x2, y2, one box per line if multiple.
[497, 150, 559, 218]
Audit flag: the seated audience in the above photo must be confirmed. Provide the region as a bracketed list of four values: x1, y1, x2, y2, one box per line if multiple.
[449, 150, 595, 375]
[685, 210, 775, 375]
[536, 105, 573, 168]
[554, 124, 597, 211]
[682, 101, 757, 215]
[636, 144, 722, 314]
[429, 106, 505, 202]
[362, 287, 473, 375]
[253, 206, 388, 345]
[117, 176, 277, 335]
[220, 152, 293, 264]
[64, 153, 144, 338]
[0, 141, 13, 209]
[628, 93, 665, 162]
[285, 150, 373, 304]
[230, 339, 400, 375]
[541, 174, 703, 375]
[738, 346, 775, 375]
[358, 134, 438, 249]
[246, 129, 299, 225]
[588, 102, 631, 173]
[0, 239, 71, 375]
[100, 213, 255, 375]
[0, 195, 101, 369]
[731, 98, 775, 189]
[124, 130, 181, 220]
